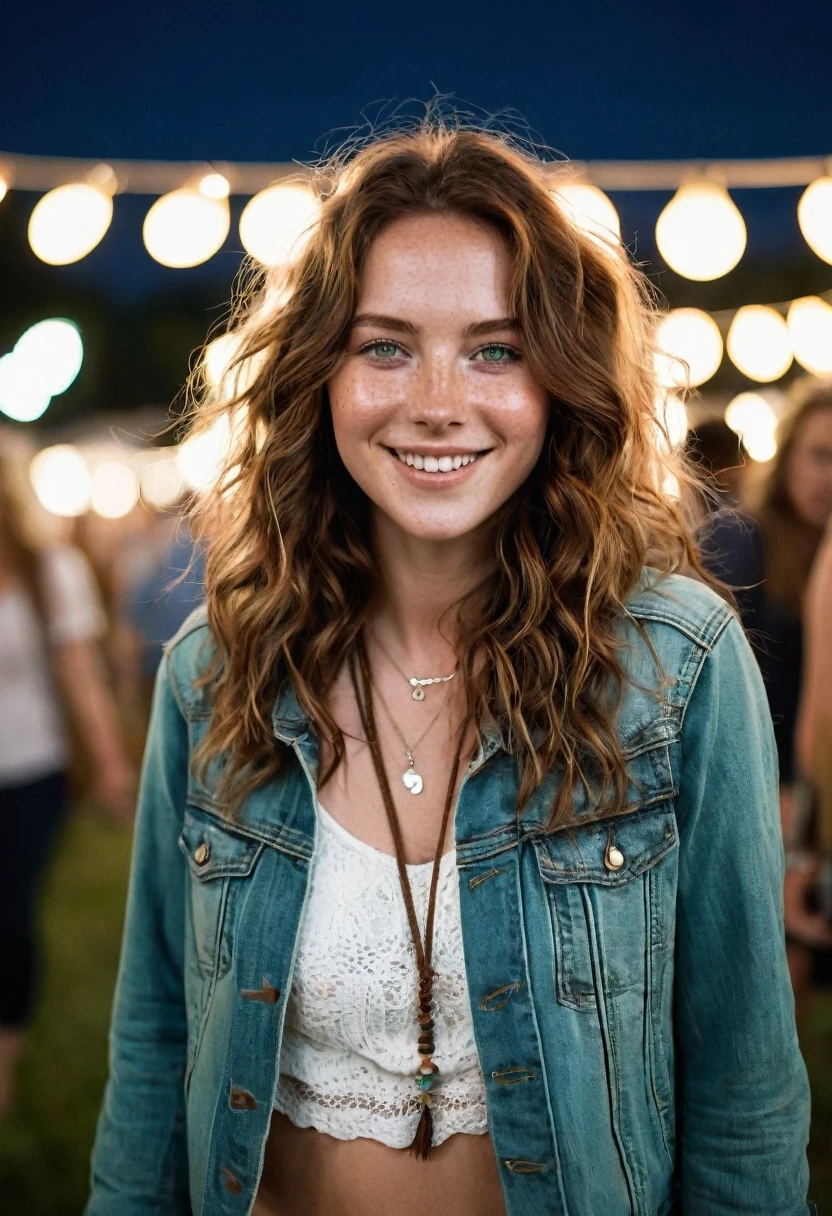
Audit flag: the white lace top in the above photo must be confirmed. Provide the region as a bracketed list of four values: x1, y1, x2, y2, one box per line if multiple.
[273, 802, 489, 1146]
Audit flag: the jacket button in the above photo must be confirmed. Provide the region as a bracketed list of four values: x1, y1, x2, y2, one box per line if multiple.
[194, 842, 210, 865]
[604, 843, 625, 871]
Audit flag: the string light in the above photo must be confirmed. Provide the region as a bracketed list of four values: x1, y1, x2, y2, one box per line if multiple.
[554, 182, 621, 245]
[726, 306, 793, 382]
[656, 181, 747, 281]
[655, 308, 724, 388]
[143, 179, 230, 268]
[28, 182, 113, 265]
[797, 176, 832, 265]
[30, 445, 92, 516]
[787, 296, 832, 374]
[724, 391, 779, 463]
[239, 182, 320, 267]
[90, 460, 140, 518]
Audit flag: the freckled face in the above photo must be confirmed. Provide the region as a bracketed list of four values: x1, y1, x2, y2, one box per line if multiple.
[327, 212, 550, 543]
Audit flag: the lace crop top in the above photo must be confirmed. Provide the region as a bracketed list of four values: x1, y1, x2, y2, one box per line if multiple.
[273, 803, 489, 1147]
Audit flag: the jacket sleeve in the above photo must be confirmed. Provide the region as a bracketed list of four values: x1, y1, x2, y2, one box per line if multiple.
[85, 652, 191, 1215]
[674, 613, 814, 1215]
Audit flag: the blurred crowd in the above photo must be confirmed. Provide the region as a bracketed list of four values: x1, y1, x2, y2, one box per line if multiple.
[0, 373, 831, 1122]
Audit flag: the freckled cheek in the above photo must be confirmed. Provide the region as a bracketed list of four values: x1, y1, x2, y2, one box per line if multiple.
[329, 371, 399, 443]
[480, 387, 549, 450]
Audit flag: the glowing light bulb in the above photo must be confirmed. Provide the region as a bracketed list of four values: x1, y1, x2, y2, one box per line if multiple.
[554, 182, 621, 246]
[654, 390, 689, 448]
[239, 183, 320, 268]
[727, 306, 792, 382]
[14, 318, 83, 395]
[656, 181, 746, 281]
[90, 460, 140, 519]
[199, 173, 230, 200]
[0, 354, 52, 422]
[30, 445, 92, 516]
[655, 308, 723, 388]
[28, 183, 113, 265]
[724, 392, 778, 463]
[140, 459, 184, 509]
[143, 188, 230, 268]
[787, 296, 832, 374]
[798, 176, 832, 266]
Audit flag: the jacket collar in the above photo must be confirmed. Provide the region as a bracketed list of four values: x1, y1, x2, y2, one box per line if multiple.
[271, 675, 507, 761]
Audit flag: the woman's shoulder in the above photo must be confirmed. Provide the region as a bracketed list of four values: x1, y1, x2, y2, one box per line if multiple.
[162, 604, 215, 716]
[624, 567, 735, 649]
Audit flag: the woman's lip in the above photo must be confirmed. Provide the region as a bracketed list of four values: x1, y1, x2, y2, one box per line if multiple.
[385, 447, 488, 486]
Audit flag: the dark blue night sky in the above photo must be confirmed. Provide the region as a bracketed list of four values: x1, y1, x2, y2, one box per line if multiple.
[4, 0, 830, 163]
[1, 0, 830, 309]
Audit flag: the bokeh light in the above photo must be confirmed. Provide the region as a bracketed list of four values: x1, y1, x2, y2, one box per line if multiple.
[726, 306, 793, 381]
[143, 187, 230, 268]
[0, 353, 52, 422]
[239, 182, 320, 268]
[655, 181, 746, 281]
[204, 332, 243, 389]
[90, 460, 140, 519]
[724, 391, 778, 462]
[655, 390, 689, 448]
[797, 176, 832, 265]
[15, 318, 83, 395]
[30, 445, 92, 516]
[140, 458, 184, 509]
[176, 415, 232, 491]
[655, 308, 724, 388]
[28, 182, 113, 265]
[554, 182, 621, 245]
[787, 296, 832, 374]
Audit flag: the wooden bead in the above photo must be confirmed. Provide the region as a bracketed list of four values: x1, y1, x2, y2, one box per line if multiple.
[417, 1015, 434, 1029]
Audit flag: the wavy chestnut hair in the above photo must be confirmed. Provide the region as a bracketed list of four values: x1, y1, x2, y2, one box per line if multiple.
[184, 117, 711, 828]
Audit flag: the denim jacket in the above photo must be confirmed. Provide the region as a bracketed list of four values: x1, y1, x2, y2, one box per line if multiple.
[86, 571, 814, 1215]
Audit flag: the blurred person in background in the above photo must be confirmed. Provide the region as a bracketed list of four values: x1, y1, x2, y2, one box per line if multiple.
[0, 432, 134, 1116]
[687, 419, 764, 627]
[699, 378, 832, 1004]
[117, 501, 205, 746]
[793, 526, 832, 1023]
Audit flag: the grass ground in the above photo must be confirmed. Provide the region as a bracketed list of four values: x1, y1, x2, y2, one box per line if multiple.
[1, 807, 830, 1213]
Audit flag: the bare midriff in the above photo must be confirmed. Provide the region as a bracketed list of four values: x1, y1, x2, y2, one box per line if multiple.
[251, 1109, 507, 1216]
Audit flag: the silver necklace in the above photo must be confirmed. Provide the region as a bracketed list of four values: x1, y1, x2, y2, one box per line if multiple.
[372, 633, 456, 701]
[371, 682, 446, 795]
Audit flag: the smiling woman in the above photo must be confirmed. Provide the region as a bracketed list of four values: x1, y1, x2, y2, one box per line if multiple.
[86, 116, 815, 1216]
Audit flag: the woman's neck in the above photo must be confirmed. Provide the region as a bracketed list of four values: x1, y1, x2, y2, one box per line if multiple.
[367, 511, 495, 665]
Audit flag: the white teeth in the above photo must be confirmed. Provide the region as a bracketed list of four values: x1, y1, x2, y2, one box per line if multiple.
[392, 449, 481, 470]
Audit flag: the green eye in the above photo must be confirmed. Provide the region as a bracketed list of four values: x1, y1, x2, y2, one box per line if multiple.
[367, 341, 400, 359]
[479, 344, 515, 363]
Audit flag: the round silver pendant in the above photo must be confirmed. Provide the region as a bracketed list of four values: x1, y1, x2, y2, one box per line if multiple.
[412, 686, 425, 701]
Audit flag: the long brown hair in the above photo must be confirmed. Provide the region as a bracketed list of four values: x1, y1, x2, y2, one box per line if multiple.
[184, 116, 712, 829]
[755, 375, 832, 615]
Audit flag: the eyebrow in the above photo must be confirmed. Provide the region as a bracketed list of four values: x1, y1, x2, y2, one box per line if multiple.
[351, 312, 521, 338]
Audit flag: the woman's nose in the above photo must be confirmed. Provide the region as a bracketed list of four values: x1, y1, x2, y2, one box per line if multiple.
[408, 360, 465, 429]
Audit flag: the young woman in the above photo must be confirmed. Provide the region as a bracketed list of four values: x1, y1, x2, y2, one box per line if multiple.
[698, 379, 832, 1014]
[0, 433, 133, 1115]
[86, 122, 814, 1216]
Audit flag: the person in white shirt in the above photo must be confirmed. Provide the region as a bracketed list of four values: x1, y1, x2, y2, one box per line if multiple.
[0, 433, 134, 1116]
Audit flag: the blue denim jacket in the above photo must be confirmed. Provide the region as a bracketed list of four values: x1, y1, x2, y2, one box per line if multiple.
[86, 571, 814, 1216]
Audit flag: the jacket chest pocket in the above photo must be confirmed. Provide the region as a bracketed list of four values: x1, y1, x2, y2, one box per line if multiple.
[178, 805, 264, 979]
[533, 805, 678, 1011]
